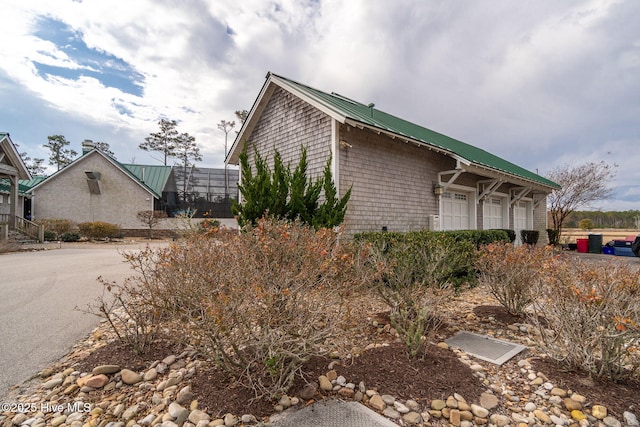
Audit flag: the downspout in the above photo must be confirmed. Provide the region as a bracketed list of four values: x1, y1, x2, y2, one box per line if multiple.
[331, 119, 340, 194]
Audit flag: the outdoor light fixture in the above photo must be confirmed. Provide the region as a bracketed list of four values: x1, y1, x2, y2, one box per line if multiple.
[339, 140, 352, 149]
[434, 185, 443, 196]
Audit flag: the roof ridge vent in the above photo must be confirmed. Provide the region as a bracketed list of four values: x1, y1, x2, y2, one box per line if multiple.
[330, 92, 360, 105]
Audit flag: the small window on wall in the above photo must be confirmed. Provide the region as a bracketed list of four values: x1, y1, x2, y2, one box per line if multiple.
[455, 193, 468, 201]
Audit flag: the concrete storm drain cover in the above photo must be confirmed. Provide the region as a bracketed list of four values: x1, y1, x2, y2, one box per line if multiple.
[269, 399, 399, 427]
[445, 331, 526, 365]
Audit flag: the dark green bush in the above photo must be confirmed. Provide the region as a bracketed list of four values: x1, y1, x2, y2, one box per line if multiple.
[43, 230, 57, 241]
[355, 229, 512, 291]
[60, 232, 80, 242]
[546, 228, 560, 246]
[444, 229, 511, 249]
[521, 230, 540, 245]
[498, 229, 517, 243]
[356, 231, 469, 290]
[78, 221, 121, 240]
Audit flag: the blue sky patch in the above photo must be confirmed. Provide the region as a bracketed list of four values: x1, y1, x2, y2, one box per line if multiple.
[33, 16, 144, 97]
[111, 99, 134, 118]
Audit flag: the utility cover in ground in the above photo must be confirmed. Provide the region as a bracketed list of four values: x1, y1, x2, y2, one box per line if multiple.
[269, 399, 399, 427]
[445, 331, 526, 365]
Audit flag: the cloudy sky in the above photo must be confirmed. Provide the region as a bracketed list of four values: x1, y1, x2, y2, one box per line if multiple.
[1, 0, 639, 210]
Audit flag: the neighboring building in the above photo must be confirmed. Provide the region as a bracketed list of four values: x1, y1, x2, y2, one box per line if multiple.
[0, 133, 32, 228]
[28, 148, 171, 228]
[27, 142, 238, 229]
[226, 73, 560, 242]
[0, 177, 45, 220]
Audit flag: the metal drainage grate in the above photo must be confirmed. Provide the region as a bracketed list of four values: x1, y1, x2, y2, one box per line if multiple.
[445, 331, 526, 365]
[269, 399, 399, 427]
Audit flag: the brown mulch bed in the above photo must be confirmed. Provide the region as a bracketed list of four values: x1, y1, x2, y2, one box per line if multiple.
[190, 364, 277, 418]
[190, 342, 486, 419]
[334, 343, 486, 402]
[70, 303, 640, 421]
[74, 339, 186, 373]
[473, 305, 522, 325]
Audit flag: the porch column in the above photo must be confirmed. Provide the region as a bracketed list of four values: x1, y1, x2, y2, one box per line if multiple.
[9, 175, 18, 228]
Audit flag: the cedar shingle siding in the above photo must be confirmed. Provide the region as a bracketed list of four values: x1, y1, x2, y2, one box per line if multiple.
[246, 88, 331, 179]
[338, 123, 451, 234]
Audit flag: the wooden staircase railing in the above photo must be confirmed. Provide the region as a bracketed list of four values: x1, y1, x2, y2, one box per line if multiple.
[15, 216, 45, 243]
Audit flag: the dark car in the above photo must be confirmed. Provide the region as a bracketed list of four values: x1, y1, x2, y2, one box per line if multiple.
[632, 235, 640, 257]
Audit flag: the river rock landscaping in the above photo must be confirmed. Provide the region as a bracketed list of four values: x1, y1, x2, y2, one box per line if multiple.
[1, 283, 639, 427]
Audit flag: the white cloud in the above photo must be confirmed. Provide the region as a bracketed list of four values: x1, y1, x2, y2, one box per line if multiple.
[0, 0, 638, 210]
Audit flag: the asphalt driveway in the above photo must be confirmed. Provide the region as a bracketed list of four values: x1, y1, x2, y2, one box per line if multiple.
[0, 240, 169, 398]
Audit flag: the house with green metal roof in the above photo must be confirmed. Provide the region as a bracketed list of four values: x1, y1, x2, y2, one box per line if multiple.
[25, 140, 239, 231]
[1, 132, 33, 230]
[0, 176, 46, 219]
[227, 72, 560, 242]
[27, 142, 173, 229]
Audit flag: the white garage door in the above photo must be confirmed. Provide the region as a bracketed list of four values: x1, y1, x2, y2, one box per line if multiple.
[442, 191, 469, 230]
[484, 197, 504, 229]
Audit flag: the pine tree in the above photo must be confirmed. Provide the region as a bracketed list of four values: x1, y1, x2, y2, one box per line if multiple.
[44, 135, 77, 170]
[271, 150, 290, 218]
[139, 119, 179, 165]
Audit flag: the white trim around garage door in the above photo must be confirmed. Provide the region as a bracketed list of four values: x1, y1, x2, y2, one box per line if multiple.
[482, 193, 509, 230]
[439, 185, 476, 231]
[513, 198, 534, 245]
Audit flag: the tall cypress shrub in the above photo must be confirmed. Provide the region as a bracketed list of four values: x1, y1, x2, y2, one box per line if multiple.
[232, 144, 351, 229]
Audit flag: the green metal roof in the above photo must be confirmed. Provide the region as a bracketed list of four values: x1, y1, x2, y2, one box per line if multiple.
[269, 73, 559, 189]
[0, 176, 45, 195]
[121, 164, 172, 197]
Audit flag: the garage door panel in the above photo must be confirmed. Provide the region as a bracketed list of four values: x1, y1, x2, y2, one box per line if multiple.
[442, 192, 469, 231]
[484, 197, 504, 229]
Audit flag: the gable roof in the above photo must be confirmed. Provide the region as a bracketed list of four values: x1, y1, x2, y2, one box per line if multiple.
[28, 150, 171, 198]
[0, 132, 32, 181]
[120, 164, 173, 197]
[228, 73, 559, 190]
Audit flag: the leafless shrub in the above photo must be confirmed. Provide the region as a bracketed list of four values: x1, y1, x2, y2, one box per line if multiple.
[366, 240, 453, 358]
[115, 218, 369, 400]
[531, 258, 640, 381]
[474, 243, 554, 316]
[137, 210, 168, 239]
[81, 272, 162, 355]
